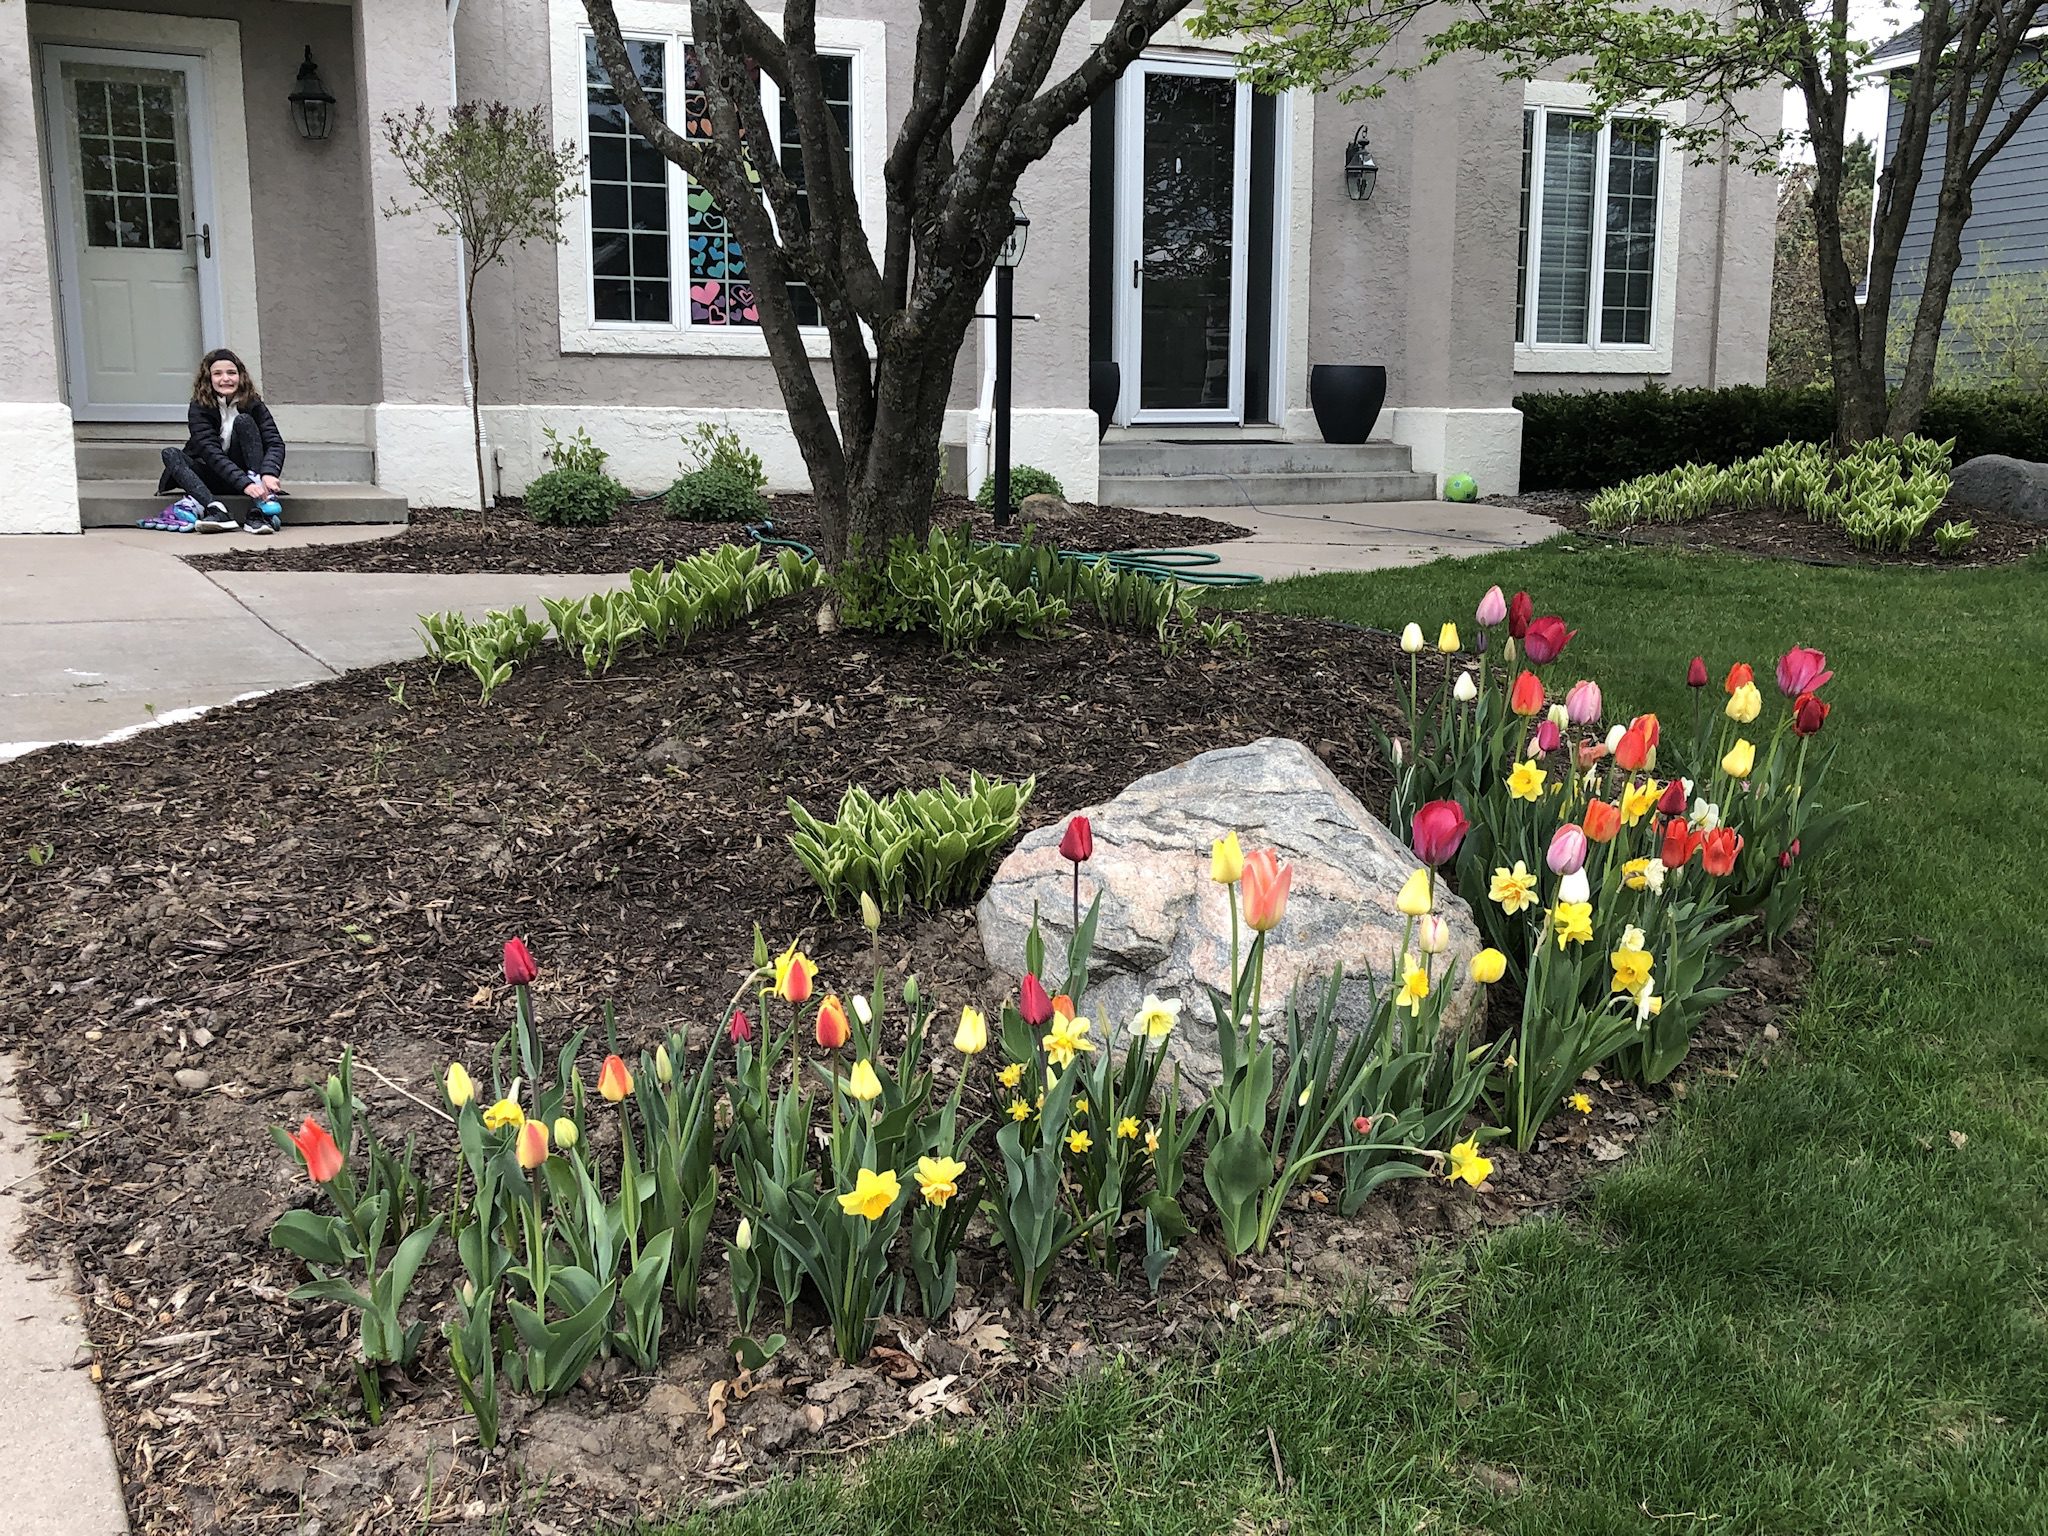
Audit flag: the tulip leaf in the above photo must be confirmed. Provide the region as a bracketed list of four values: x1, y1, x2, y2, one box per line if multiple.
[270, 1209, 356, 1267]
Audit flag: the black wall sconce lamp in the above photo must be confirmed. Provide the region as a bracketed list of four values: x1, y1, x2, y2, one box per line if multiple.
[290, 47, 336, 141]
[1344, 124, 1378, 202]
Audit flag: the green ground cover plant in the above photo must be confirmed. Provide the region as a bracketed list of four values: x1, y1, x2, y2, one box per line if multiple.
[787, 774, 1036, 916]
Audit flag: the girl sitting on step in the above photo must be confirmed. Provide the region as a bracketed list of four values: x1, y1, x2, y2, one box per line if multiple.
[153, 349, 288, 535]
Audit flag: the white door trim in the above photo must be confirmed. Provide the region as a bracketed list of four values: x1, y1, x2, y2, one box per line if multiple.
[1113, 54, 1252, 426]
[29, 5, 260, 419]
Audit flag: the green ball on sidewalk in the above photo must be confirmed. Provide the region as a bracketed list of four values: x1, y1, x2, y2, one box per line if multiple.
[1443, 473, 1479, 503]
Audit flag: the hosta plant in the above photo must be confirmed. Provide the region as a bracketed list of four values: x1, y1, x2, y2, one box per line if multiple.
[787, 773, 1034, 916]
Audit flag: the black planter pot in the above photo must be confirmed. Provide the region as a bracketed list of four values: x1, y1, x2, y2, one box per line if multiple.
[1309, 363, 1388, 445]
[1088, 360, 1121, 440]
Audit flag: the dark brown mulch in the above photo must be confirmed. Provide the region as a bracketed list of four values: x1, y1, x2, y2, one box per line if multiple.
[0, 605, 1807, 1535]
[185, 494, 1252, 576]
[1496, 489, 2046, 568]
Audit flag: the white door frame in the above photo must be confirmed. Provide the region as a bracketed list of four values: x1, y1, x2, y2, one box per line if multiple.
[1112, 53, 1251, 426]
[40, 42, 225, 423]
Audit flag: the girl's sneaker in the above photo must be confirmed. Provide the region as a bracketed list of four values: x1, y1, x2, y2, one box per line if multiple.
[194, 502, 237, 533]
[257, 498, 284, 533]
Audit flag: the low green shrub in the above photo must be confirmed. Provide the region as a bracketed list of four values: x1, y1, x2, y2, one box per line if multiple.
[973, 464, 1065, 507]
[1584, 436, 1953, 553]
[1934, 518, 1979, 555]
[525, 466, 626, 527]
[539, 424, 610, 477]
[1517, 382, 2048, 489]
[665, 461, 768, 522]
[787, 773, 1034, 915]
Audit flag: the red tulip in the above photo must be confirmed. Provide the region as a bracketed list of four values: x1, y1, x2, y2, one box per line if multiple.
[1510, 670, 1546, 717]
[1656, 779, 1689, 816]
[1724, 662, 1753, 695]
[1240, 849, 1295, 932]
[1687, 656, 1708, 689]
[1700, 827, 1744, 876]
[1353, 1114, 1374, 1135]
[502, 938, 538, 987]
[1507, 590, 1533, 639]
[1660, 819, 1701, 869]
[1614, 723, 1653, 772]
[1635, 712, 1662, 747]
[1776, 646, 1833, 698]
[288, 1117, 344, 1184]
[1019, 973, 1053, 1027]
[1410, 800, 1470, 868]
[1779, 839, 1802, 870]
[1793, 690, 1830, 737]
[727, 1008, 754, 1045]
[1058, 815, 1093, 863]
[1583, 800, 1622, 844]
[1521, 616, 1577, 665]
[814, 994, 850, 1050]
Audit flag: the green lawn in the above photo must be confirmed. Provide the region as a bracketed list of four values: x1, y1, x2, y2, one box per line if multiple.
[676, 541, 2048, 1536]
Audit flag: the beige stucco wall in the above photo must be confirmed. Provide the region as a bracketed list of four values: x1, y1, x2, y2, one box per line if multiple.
[2, 0, 67, 408]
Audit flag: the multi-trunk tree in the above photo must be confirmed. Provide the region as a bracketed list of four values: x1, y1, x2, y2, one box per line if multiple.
[581, 0, 1191, 564]
[1195, 0, 2048, 446]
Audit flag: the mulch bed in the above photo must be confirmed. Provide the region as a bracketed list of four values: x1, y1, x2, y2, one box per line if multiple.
[0, 602, 1807, 1535]
[1498, 489, 2046, 568]
[185, 495, 1252, 576]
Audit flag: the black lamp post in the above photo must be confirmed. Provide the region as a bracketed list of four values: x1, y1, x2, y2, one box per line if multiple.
[290, 47, 336, 141]
[991, 198, 1029, 527]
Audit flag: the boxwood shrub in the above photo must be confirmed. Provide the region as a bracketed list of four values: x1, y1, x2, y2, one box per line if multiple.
[525, 466, 627, 526]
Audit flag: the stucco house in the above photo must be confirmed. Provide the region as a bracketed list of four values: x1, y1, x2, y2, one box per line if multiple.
[0, 0, 1779, 537]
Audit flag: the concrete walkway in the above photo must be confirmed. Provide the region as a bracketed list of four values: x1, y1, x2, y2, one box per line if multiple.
[1169, 498, 1559, 581]
[0, 527, 628, 756]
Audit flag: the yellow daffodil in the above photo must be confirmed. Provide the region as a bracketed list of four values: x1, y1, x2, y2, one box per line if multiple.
[837, 1166, 899, 1221]
[1446, 1137, 1493, 1188]
[552, 1116, 579, 1149]
[998, 1061, 1024, 1089]
[1144, 1125, 1160, 1154]
[1437, 621, 1461, 653]
[1133, 994, 1181, 1038]
[1470, 948, 1507, 984]
[846, 1058, 884, 1102]
[1074, 1097, 1090, 1115]
[915, 1155, 966, 1207]
[1722, 738, 1756, 779]
[1552, 900, 1595, 948]
[1507, 760, 1548, 802]
[953, 1005, 989, 1056]
[444, 1063, 475, 1108]
[1491, 861, 1540, 915]
[1042, 1013, 1096, 1068]
[1620, 779, 1660, 825]
[1118, 1116, 1140, 1140]
[1396, 866, 1434, 916]
[1007, 1098, 1031, 1122]
[1397, 964, 1430, 1015]
[1636, 979, 1663, 1021]
[1568, 1092, 1593, 1114]
[1210, 830, 1244, 884]
[1067, 1128, 1093, 1154]
[1621, 856, 1652, 890]
[1726, 681, 1762, 723]
[482, 1096, 525, 1132]
[1611, 947, 1654, 994]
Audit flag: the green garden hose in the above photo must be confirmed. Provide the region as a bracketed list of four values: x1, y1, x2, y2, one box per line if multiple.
[744, 524, 1264, 588]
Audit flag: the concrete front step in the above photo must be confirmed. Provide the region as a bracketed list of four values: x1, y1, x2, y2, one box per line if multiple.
[1102, 470, 1439, 508]
[75, 439, 376, 481]
[79, 480, 409, 528]
[1101, 439, 1414, 477]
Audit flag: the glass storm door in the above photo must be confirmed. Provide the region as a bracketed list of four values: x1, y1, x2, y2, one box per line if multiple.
[1117, 59, 1249, 423]
[43, 48, 219, 419]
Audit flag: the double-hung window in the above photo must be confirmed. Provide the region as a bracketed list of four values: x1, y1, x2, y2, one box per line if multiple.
[1516, 104, 1666, 351]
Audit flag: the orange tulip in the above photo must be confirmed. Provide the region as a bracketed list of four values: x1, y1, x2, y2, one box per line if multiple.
[814, 994, 850, 1050]
[288, 1117, 344, 1184]
[1510, 669, 1546, 717]
[1583, 799, 1622, 844]
[515, 1118, 550, 1170]
[1700, 827, 1744, 876]
[1240, 849, 1293, 933]
[597, 1053, 634, 1103]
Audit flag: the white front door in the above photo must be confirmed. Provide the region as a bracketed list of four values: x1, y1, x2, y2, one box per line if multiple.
[42, 46, 221, 420]
[1114, 57, 1250, 425]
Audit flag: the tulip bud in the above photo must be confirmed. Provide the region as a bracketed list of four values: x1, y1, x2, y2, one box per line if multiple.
[502, 937, 539, 987]
[1558, 867, 1591, 904]
[1535, 719, 1562, 754]
[1210, 830, 1245, 885]
[1793, 691, 1830, 737]
[859, 891, 882, 933]
[954, 1005, 989, 1056]
[903, 976, 919, 1007]
[1470, 948, 1507, 985]
[1688, 655, 1709, 688]
[1547, 823, 1589, 875]
[1476, 585, 1507, 628]
[815, 994, 851, 1050]
[852, 993, 873, 1027]
[1018, 973, 1053, 1026]
[597, 1054, 634, 1103]
[1396, 866, 1433, 916]
[1507, 590, 1533, 639]
[1565, 679, 1602, 726]
[515, 1118, 550, 1170]
[1400, 622, 1425, 654]
[1656, 779, 1689, 815]
[1059, 815, 1094, 863]
[1453, 671, 1478, 703]
[1437, 622, 1460, 653]
[1779, 838, 1801, 869]
[728, 1008, 753, 1044]
[444, 1062, 475, 1109]
[1390, 737, 1406, 765]
[553, 1116, 578, 1149]
[1418, 914, 1449, 954]
[847, 1058, 883, 1102]
[1510, 670, 1545, 718]
[1547, 702, 1570, 732]
[1353, 1114, 1374, 1135]
[735, 1217, 754, 1251]
[655, 1043, 675, 1085]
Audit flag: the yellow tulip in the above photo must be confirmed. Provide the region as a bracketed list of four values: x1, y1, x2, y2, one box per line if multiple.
[443, 1062, 475, 1109]
[836, 1166, 899, 1221]
[552, 1116, 579, 1149]
[1437, 621, 1461, 653]
[953, 1005, 988, 1056]
[1470, 948, 1507, 984]
[1210, 830, 1244, 885]
[482, 1096, 524, 1132]
[1722, 738, 1756, 779]
[846, 1058, 884, 1102]
[1396, 866, 1433, 917]
[1725, 681, 1762, 723]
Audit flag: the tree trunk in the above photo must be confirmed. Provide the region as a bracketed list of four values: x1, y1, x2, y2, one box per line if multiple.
[464, 277, 489, 522]
[1885, 182, 1974, 438]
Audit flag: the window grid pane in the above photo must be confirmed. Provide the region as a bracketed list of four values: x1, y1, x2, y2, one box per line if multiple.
[1599, 119, 1660, 345]
[776, 55, 854, 327]
[1515, 110, 1532, 345]
[585, 36, 670, 324]
[683, 44, 761, 326]
[1535, 112, 1597, 345]
[75, 76, 186, 252]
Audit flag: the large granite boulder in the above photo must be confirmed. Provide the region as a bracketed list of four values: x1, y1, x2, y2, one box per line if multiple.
[1948, 455, 2048, 526]
[976, 736, 1484, 1089]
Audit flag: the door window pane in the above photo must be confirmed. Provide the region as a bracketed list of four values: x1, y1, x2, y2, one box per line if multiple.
[1600, 119, 1660, 344]
[68, 64, 188, 252]
[1536, 112, 1597, 345]
[584, 36, 670, 323]
[1139, 70, 1237, 412]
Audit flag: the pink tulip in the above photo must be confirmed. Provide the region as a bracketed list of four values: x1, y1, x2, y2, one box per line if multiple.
[1546, 823, 1588, 875]
[1410, 800, 1470, 868]
[1565, 679, 1602, 725]
[1775, 646, 1833, 697]
[1476, 586, 1508, 628]
[1521, 616, 1577, 665]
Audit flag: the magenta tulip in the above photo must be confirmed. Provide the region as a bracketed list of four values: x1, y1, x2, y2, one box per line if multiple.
[1410, 799, 1470, 868]
[1775, 646, 1833, 697]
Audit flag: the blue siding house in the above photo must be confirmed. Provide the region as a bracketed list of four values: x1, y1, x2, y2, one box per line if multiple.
[1871, 28, 2048, 380]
